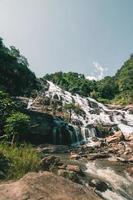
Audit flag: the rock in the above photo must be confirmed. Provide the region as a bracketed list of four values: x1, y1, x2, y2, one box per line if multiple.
[126, 134, 133, 141]
[66, 165, 81, 173]
[40, 155, 61, 170]
[90, 179, 109, 192]
[0, 172, 102, 200]
[92, 141, 103, 148]
[88, 153, 109, 160]
[116, 157, 127, 163]
[106, 131, 124, 143]
[38, 145, 70, 154]
[127, 167, 133, 177]
[70, 153, 80, 160]
[57, 169, 81, 183]
[128, 156, 133, 163]
[108, 157, 118, 162]
[58, 169, 68, 176]
[58, 164, 67, 170]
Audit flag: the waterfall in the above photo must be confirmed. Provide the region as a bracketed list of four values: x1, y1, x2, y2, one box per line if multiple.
[73, 126, 80, 145]
[69, 130, 75, 144]
[86, 161, 133, 200]
[53, 127, 57, 144]
[27, 98, 33, 109]
[81, 127, 87, 142]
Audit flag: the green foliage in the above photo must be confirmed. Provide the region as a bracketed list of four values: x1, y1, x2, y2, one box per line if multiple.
[63, 103, 82, 122]
[0, 91, 15, 121]
[44, 72, 97, 96]
[0, 38, 38, 96]
[4, 112, 30, 144]
[115, 57, 133, 92]
[96, 76, 119, 100]
[0, 144, 41, 179]
[44, 55, 133, 105]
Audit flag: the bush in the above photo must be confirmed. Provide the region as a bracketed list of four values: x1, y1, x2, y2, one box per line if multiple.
[4, 112, 30, 144]
[0, 144, 41, 179]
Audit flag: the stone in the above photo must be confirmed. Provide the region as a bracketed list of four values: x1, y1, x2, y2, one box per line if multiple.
[57, 169, 79, 183]
[66, 165, 81, 173]
[90, 179, 109, 192]
[127, 167, 133, 177]
[106, 131, 124, 143]
[0, 172, 102, 200]
[40, 155, 60, 170]
[70, 153, 80, 160]
[128, 108, 133, 114]
[88, 153, 109, 160]
[128, 156, 133, 163]
[58, 164, 66, 170]
[116, 157, 127, 163]
[126, 134, 133, 141]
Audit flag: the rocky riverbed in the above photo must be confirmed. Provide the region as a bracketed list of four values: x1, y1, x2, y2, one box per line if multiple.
[0, 131, 132, 200]
[36, 131, 133, 200]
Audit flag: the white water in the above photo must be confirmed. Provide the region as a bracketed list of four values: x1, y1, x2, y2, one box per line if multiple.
[46, 81, 133, 133]
[27, 98, 33, 109]
[86, 161, 133, 200]
[28, 81, 133, 144]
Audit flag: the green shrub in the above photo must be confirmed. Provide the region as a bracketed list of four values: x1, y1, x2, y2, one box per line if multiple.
[0, 144, 41, 179]
[4, 112, 30, 144]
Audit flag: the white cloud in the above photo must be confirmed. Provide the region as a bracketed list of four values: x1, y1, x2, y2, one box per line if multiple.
[86, 62, 108, 81]
[86, 75, 97, 80]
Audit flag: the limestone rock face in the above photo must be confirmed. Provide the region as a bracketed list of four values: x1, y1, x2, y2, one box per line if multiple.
[0, 172, 102, 200]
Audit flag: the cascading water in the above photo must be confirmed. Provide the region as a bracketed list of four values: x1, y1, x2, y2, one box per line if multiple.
[27, 81, 133, 145]
[86, 161, 133, 200]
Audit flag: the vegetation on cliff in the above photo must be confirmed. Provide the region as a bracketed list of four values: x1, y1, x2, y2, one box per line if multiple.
[44, 55, 133, 105]
[0, 37, 38, 96]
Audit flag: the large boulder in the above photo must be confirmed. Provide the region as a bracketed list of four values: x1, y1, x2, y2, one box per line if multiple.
[0, 172, 102, 200]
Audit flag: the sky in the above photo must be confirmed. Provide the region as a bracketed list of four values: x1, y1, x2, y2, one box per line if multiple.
[0, 0, 133, 79]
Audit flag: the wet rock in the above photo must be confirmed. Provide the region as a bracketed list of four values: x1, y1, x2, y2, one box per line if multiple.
[40, 155, 61, 170]
[90, 179, 109, 192]
[128, 108, 133, 114]
[70, 153, 80, 160]
[106, 131, 125, 143]
[128, 156, 133, 163]
[37, 145, 70, 154]
[127, 167, 133, 177]
[126, 134, 133, 141]
[116, 157, 127, 163]
[66, 165, 81, 173]
[88, 153, 110, 160]
[108, 157, 118, 162]
[57, 169, 80, 183]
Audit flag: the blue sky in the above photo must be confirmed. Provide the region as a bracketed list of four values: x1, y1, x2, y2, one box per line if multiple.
[0, 0, 133, 79]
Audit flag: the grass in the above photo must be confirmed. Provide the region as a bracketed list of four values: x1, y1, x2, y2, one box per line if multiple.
[0, 143, 41, 180]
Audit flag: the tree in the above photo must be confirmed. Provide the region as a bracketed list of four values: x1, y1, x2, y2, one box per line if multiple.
[4, 112, 30, 145]
[0, 91, 15, 121]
